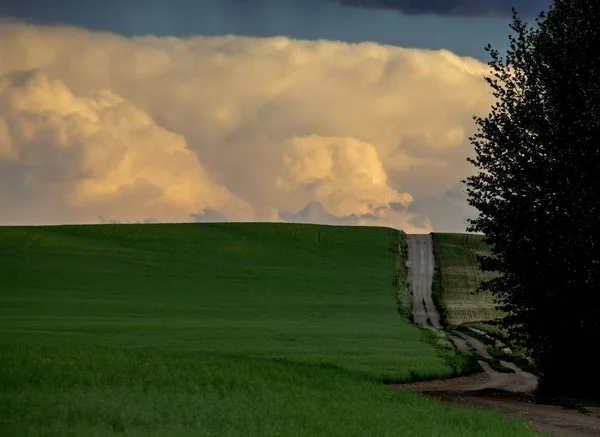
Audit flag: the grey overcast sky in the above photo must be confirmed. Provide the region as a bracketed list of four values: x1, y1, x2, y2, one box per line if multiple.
[0, 0, 550, 59]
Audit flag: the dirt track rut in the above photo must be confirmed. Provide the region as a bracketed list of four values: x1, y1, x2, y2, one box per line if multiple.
[406, 234, 441, 328]
[400, 234, 600, 436]
[405, 233, 537, 393]
[449, 331, 538, 393]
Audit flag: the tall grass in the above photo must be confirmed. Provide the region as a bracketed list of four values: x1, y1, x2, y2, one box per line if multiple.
[0, 344, 534, 437]
[0, 223, 535, 436]
[1, 223, 452, 380]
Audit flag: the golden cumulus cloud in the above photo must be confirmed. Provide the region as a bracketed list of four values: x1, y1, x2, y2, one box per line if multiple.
[0, 20, 494, 231]
[0, 70, 252, 224]
[278, 135, 411, 217]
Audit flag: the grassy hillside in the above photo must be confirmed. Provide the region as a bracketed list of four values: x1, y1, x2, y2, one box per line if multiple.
[431, 233, 501, 326]
[1, 223, 446, 379]
[0, 223, 534, 436]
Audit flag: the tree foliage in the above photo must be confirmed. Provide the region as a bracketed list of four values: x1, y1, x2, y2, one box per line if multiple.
[465, 0, 600, 397]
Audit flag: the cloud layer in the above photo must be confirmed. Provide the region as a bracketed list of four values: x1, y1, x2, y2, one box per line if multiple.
[0, 20, 495, 232]
[337, 0, 551, 17]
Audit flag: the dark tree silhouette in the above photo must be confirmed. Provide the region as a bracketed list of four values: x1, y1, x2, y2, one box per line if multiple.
[465, 0, 600, 397]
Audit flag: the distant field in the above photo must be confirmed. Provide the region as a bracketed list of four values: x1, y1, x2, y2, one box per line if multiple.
[0, 223, 534, 436]
[432, 233, 501, 325]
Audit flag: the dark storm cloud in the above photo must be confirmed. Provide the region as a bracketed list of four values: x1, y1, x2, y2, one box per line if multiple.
[334, 0, 552, 17]
[336, 0, 552, 17]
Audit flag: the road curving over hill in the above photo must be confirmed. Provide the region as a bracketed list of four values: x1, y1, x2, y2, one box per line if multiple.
[406, 234, 441, 329]
[405, 233, 537, 393]
[399, 233, 600, 437]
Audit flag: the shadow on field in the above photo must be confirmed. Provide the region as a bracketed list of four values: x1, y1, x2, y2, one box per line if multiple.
[420, 389, 600, 437]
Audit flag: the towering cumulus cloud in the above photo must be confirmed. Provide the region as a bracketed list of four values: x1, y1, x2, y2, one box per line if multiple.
[0, 70, 252, 225]
[0, 20, 494, 231]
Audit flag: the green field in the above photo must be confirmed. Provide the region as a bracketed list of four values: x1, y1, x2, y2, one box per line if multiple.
[432, 233, 501, 326]
[0, 223, 535, 436]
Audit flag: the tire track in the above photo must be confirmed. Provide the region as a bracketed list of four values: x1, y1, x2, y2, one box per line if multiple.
[450, 331, 537, 393]
[406, 234, 441, 328]
[405, 233, 537, 393]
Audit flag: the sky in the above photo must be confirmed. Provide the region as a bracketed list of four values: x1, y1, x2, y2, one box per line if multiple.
[0, 0, 552, 232]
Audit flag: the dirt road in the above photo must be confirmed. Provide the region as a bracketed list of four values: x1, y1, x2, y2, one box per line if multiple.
[398, 233, 600, 436]
[406, 234, 441, 328]
[405, 233, 537, 393]
[449, 331, 538, 393]
[425, 390, 600, 437]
